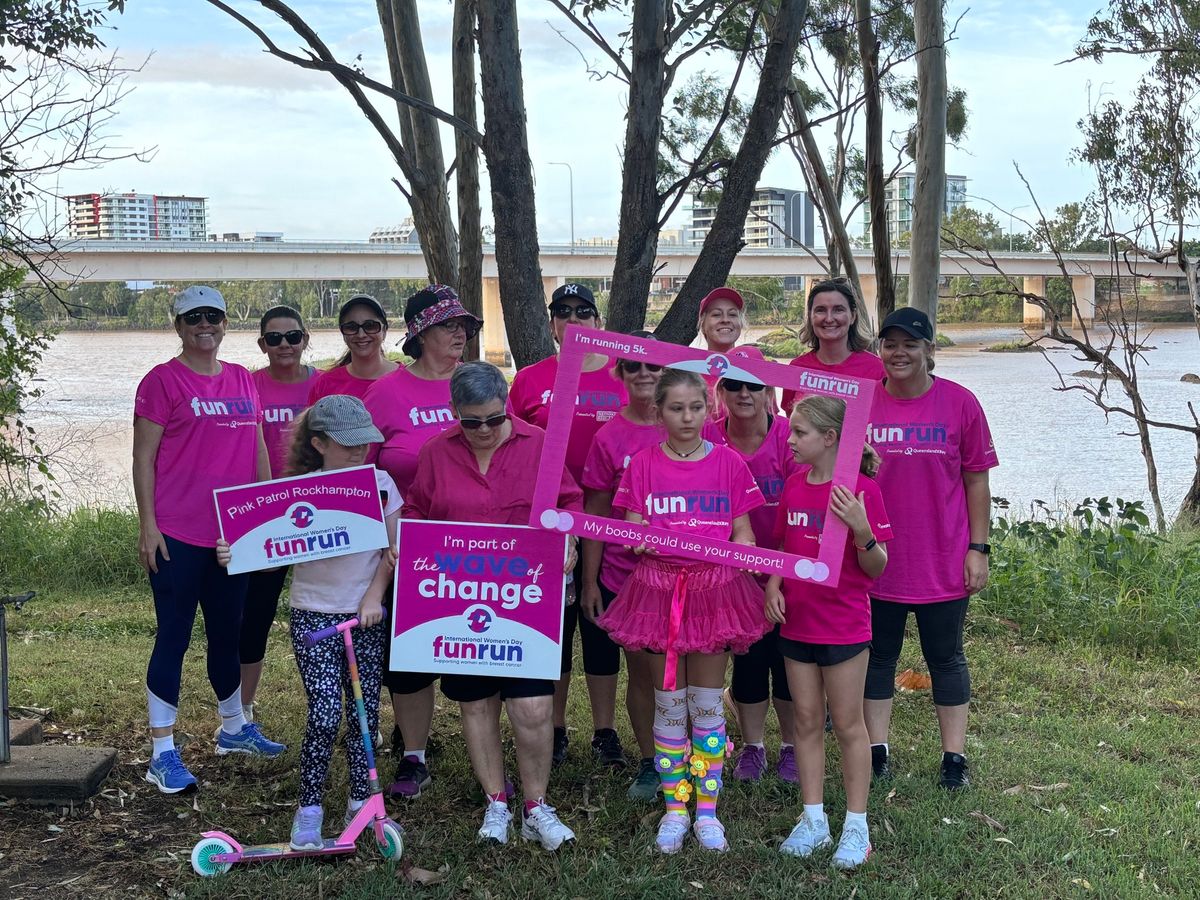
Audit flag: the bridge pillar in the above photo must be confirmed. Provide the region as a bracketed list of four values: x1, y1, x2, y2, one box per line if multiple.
[1022, 276, 1046, 327]
[856, 274, 879, 333]
[1070, 275, 1096, 326]
[481, 277, 509, 366]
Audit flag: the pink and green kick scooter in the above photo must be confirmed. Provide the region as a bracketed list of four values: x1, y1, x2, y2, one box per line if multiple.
[190, 617, 403, 876]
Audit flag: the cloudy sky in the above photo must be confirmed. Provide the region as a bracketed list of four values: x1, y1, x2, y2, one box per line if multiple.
[52, 0, 1142, 244]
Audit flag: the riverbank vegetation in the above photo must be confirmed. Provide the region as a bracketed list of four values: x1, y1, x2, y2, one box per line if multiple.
[1, 499, 1197, 897]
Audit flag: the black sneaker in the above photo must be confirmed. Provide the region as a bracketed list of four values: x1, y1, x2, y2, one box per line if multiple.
[552, 726, 569, 767]
[388, 754, 432, 798]
[940, 752, 970, 790]
[871, 744, 892, 782]
[590, 728, 627, 768]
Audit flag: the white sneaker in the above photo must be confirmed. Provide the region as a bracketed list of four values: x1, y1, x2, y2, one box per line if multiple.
[655, 810, 690, 854]
[831, 822, 872, 869]
[477, 800, 512, 844]
[521, 802, 575, 851]
[780, 813, 832, 857]
[693, 815, 728, 852]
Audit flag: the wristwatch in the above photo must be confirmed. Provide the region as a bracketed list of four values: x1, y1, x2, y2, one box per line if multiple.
[968, 542, 991, 555]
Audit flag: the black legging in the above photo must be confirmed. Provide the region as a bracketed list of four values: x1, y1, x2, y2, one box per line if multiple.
[865, 596, 970, 706]
[730, 625, 791, 704]
[240, 567, 288, 665]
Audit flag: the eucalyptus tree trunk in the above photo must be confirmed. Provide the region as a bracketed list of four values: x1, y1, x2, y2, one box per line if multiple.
[452, 0, 483, 360]
[477, 0, 556, 367]
[908, 0, 947, 322]
[654, 0, 810, 345]
[855, 0, 894, 320]
[605, 0, 669, 335]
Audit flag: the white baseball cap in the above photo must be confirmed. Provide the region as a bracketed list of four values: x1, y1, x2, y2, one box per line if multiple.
[173, 285, 227, 317]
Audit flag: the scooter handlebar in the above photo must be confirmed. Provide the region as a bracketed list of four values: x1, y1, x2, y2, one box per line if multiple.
[302, 617, 361, 648]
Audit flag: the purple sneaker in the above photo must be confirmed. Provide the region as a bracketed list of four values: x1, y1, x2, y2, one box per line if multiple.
[732, 743, 767, 781]
[388, 754, 431, 798]
[777, 745, 799, 783]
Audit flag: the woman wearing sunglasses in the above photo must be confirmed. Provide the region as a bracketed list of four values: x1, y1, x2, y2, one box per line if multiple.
[507, 283, 628, 769]
[308, 293, 399, 403]
[781, 280, 884, 414]
[362, 284, 482, 799]
[133, 286, 285, 796]
[579, 332, 663, 800]
[705, 346, 801, 785]
[403, 362, 582, 851]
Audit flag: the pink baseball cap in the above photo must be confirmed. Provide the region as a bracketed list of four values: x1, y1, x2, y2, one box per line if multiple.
[699, 287, 745, 313]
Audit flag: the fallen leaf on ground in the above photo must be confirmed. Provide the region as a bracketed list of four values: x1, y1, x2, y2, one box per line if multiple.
[401, 862, 450, 886]
[994, 837, 1014, 845]
[969, 810, 1006, 831]
[1071, 878, 1092, 890]
[1003, 785, 1023, 795]
[1028, 782, 1069, 792]
[895, 669, 932, 691]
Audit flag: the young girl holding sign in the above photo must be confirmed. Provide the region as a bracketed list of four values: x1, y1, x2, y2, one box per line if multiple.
[764, 395, 891, 870]
[220, 394, 401, 851]
[598, 368, 770, 854]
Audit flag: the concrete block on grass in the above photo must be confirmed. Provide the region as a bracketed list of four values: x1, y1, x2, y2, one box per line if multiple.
[0, 744, 117, 805]
[8, 718, 43, 746]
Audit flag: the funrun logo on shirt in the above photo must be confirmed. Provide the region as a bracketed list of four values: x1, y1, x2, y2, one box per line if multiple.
[787, 506, 827, 530]
[409, 405, 455, 428]
[189, 395, 257, 426]
[538, 389, 622, 416]
[868, 421, 948, 455]
[263, 404, 304, 424]
[755, 474, 785, 505]
[644, 491, 731, 517]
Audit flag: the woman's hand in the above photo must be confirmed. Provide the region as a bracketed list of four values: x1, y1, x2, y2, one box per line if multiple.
[830, 485, 870, 536]
[214, 538, 232, 569]
[564, 537, 579, 575]
[580, 580, 603, 622]
[964, 549, 989, 595]
[764, 585, 786, 624]
[357, 593, 386, 628]
[632, 542, 659, 556]
[139, 522, 169, 574]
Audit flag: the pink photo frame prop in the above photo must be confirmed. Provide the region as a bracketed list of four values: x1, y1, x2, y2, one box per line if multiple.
[528, 327, 876, 588]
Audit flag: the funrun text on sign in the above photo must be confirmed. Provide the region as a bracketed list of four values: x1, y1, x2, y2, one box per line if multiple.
[214, 465, 388, 575]
[391, 521, 568, 680]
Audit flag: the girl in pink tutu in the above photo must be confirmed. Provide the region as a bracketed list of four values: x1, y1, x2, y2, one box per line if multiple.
[598, 368, 770, 854]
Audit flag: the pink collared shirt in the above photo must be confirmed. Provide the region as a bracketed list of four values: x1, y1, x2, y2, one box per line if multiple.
[402, 416, 584, 523]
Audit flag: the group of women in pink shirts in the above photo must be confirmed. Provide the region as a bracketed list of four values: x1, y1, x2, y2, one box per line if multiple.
[133, 276, 995, 866]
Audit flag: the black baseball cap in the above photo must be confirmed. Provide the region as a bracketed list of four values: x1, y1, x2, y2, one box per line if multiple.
[550, 283, 598, 311]
[880, 307, 934, 341]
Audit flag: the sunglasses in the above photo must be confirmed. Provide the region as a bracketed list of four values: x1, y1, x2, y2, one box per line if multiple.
[459, 413, 509, 430]
[719, 378, 767, 393]
[180, 309, 225, 326]
[339, 320, 384, 335]
[549, 304, 599, 320]
[262, 329, 305, 347]
[618, 361, 663, 375]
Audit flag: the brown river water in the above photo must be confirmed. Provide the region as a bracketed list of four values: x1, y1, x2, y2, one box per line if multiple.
[21, 324, 1199, 517]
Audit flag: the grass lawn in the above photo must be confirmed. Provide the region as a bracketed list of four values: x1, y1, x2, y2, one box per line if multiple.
[1, 586, 1197, 899]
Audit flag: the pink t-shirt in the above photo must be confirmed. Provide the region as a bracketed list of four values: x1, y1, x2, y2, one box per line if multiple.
[704, 414, 802, 547]
[290, 469, 402, 615]
[782, 350, 886, 413]
[581, 413, 666, 593]
[507, 355, 628, 482]
[774, 471, 893, 644]
[613, 444, 763, 564]
[134, 359, 261, 547]
[868, 377, 998, 603]
[362, 366, 455, 495]
[307, 364, 379, 404]
[253, 366, 318, 478]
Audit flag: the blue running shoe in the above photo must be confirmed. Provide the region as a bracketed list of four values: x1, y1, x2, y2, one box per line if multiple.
[215, 722, 286, 757]
[145, 749, 198, 794]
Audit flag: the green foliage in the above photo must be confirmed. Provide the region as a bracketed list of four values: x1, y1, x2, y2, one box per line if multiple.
[0, 501, 142, 591]
[659, 72, 749, 195]
[0, 0, 124, 71]
[1035, 201, 1109, 253]
[982, 497, 1200, 658]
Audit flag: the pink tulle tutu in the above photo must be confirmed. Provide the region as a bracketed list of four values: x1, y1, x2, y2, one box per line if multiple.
[598, 557, 770, 655]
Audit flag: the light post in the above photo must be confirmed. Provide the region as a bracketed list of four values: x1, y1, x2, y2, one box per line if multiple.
[549, 161, 574, 253]
[1009, 204, 1030, 251]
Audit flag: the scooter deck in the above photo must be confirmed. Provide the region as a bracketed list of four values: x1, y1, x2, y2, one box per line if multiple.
[229, 839, 358, 861]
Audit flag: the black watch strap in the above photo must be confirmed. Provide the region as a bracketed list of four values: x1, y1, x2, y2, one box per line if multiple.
[968, 542, 991, 555]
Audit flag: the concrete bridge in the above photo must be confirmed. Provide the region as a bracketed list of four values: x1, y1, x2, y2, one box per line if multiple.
[17, 239, 1181, 360]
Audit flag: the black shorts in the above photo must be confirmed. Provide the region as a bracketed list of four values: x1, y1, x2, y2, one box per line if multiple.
[441, 674, 556, 704]
[779, 637, 870, 668]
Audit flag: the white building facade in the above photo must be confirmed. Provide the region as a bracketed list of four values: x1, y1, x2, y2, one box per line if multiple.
[689, 186, 816, 249]
[65, 192, 208, 241]
[863, 171, 967, 246]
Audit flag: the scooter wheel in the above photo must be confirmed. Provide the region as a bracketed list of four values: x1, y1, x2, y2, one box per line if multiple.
[191, 836, 235, 877]
[377, 820, 404, 861]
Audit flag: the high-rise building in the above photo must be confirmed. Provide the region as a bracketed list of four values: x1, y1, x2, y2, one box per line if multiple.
[688, 187, 815, 249]
[65, 192, 208, 241]
[368, 219, 421, 245]
[862, 171, 967, 246]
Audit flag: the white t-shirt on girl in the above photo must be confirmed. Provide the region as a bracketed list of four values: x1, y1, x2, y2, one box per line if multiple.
[289, 469, 401, 615]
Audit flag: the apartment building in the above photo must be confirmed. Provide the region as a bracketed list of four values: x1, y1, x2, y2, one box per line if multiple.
[65, 192, 208, 241]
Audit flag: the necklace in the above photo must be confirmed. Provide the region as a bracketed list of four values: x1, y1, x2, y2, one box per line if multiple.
[665, 439, 704, 459]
